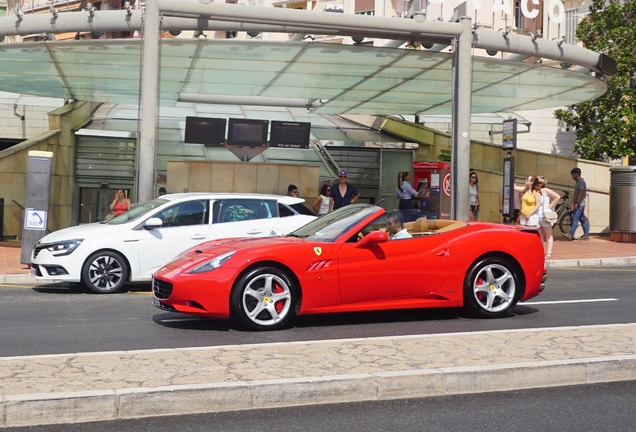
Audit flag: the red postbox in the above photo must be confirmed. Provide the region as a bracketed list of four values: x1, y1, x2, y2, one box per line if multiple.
[412, 161, 452, 220]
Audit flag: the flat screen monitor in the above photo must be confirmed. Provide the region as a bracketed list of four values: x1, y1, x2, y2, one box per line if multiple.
[269, 121, 311, 149]
[227, 119, 269, 147]
[184, 117, 226, 146]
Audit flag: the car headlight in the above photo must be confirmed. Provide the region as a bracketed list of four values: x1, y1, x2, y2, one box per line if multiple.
[45, 239, 83, 257]
[189, 251, 236, 274]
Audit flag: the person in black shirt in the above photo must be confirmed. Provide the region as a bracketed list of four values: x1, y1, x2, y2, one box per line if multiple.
[329, 170, 360, 211]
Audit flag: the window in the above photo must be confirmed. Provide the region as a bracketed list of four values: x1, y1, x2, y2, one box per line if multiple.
[564, 9, 579, 44]
[513, 0, 523, 29]
[213, 199, 277, 223]
[154, 200, 210, 227]
[355, 10, 374, 15]
[290, 206, 378, 243]
[290, 203, 316, 216]
[278, 203, 296, 218]
[109, 199, 168, 225]
[347, 213, 387, 242]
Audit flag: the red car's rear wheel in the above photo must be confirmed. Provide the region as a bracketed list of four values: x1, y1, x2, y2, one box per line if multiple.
[464, 257, 519, 318]
[231, 266, 298, 331]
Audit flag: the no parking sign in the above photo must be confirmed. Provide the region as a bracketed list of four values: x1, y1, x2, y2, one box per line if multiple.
[442, 173, 451, 197]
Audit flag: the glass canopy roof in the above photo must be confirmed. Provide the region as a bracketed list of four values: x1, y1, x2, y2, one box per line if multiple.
[0, 39, 607, 115]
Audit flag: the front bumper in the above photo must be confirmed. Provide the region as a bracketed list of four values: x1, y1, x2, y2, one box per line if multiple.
[30, 248, 84, 283]
[151, 267, 237, 319]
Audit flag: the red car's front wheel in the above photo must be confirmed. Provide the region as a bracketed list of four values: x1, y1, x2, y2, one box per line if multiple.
[231, 266, 298, 331]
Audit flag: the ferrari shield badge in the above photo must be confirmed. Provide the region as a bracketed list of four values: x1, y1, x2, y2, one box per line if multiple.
[314, 247, 322, 256]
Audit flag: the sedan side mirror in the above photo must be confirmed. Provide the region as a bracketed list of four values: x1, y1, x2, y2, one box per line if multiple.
[356, 230, 389, 248]
[144, 217, 163, 230]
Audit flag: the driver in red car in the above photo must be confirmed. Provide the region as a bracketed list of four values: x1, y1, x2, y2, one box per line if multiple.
[386, 211, 412, 240]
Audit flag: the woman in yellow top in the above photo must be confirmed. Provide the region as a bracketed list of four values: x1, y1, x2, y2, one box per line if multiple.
[514, 175, 541, 228]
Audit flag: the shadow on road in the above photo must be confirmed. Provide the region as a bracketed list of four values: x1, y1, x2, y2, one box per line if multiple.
[151, 305, 538, 333]
[32, 282, 152, 295]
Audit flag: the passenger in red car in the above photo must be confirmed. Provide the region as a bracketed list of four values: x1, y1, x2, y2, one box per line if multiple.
[385, 211, 412, 240]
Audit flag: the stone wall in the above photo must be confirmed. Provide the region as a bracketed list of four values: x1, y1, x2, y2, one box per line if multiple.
[0, 101, 90, 239]
[0, 99, 63, 141]
[167, 161, 321, 200]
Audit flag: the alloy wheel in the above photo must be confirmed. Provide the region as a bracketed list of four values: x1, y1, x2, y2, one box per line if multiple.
[88, 255, 124, 291]
[472, 263, 516, 313]
[242, 273, 292, 327]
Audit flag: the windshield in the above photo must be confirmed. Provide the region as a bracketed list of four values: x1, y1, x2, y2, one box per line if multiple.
[290, 205, 381, 242]
[107, 199, 169, 225]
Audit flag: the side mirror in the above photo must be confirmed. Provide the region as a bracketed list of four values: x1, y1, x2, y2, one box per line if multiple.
[144, 217, 163, 230]
[356, 230, 389, 248]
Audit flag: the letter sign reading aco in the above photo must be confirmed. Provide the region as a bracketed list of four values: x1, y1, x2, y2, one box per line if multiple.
[463, 0, 564, 23]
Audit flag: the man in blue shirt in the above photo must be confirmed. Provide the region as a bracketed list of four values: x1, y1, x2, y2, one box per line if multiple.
[329, 170, 360, 211]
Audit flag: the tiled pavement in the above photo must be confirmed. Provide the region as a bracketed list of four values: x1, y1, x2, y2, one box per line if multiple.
[1, 324, 636, 427]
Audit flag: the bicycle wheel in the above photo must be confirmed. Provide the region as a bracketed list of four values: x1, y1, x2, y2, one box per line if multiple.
[559, 211, 588, 238]
[558, 211, 573, 236]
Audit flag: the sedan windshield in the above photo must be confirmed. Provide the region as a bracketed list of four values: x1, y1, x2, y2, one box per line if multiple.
[290, 205, 381, 242]
[107, 199, 168, 225]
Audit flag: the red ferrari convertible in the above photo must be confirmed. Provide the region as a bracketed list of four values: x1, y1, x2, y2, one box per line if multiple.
[152, 205, 547, 330]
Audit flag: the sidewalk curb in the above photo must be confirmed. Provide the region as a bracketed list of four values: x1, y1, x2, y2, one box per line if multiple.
[546, 256, 636, 269]
[0, 274, 45, 285]
[2, 355, 636, 428]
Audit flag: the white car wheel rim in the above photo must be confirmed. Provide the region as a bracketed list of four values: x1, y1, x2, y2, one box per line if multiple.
[473, 263, 516, 313]
[242, 273, 292, 326]
[88, 256, 123, 290]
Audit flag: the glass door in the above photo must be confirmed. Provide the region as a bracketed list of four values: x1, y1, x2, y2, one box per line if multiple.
[79, 187, 131, 224]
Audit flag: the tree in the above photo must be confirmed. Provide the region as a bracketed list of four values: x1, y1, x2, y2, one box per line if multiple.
[554, 0, 636, 162]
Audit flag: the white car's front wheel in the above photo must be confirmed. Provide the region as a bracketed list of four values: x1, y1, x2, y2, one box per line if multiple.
[81, 251, 129, 294]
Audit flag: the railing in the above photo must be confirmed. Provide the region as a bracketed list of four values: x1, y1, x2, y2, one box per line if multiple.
[312, 141, 341, 181]
[81, 203, 99, 224]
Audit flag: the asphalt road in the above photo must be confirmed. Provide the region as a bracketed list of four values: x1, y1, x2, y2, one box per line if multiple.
[0, 267, 635, 357]
[6, 381, 636, 432]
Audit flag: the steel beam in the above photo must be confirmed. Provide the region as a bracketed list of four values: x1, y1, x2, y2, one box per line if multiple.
[473, 29, 601, 73]
[137, 0, 160, 203]
[158, 0, 464, 39]
[0, 8, 606, 74]
[450, 16, 473, 221]
[179, 93, 322, 108]
[0, 10, 142, 36]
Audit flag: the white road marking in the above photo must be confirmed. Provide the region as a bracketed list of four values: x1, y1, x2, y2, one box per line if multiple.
[520, 298, 619, 306]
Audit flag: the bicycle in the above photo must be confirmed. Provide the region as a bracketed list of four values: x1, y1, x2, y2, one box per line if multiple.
[554, 190, 589, 238]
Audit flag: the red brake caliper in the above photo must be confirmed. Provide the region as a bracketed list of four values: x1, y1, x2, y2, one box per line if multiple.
[273, 282, 285, 314]
[476, 277, 485, 301]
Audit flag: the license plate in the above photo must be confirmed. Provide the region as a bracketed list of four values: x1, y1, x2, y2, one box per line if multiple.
[30, 266, 37, 276]
[152, 296, 161, 307]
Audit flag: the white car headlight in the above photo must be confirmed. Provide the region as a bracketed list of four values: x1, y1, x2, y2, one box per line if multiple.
[189, 251, 236, 274]
[45, 239, 83, 257]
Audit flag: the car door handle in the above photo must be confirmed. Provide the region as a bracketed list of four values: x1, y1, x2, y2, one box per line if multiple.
[191, 235, 206, 240]
[437, 249, 448, 257]
[247, 230, 262, 235]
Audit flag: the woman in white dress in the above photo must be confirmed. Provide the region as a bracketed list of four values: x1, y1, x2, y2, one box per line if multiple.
[312, 184, 331, 216]
[536, 176, 561, 258]
[468, 171, 480, 220]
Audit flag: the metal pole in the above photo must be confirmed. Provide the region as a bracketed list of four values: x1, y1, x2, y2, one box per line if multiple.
[450, 16, 472, 221]
[137, 0, 160, 203]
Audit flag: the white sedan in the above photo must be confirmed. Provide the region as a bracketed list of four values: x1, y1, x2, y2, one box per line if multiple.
[31, 193, 316, 293]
